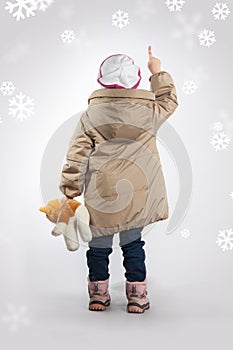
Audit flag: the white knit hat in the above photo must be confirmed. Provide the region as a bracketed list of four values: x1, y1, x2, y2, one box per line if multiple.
[97, 54, 141, 89]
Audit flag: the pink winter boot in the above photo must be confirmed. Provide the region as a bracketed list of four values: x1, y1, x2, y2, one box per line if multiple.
[87, 276, 111, 311]
[125, 279, 150, 313]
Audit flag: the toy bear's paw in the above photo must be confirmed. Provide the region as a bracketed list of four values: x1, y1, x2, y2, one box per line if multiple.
[51, 222, 66, 236]
[77, 220, 92, 242]
[63, 216, 79, 251]
[51, 227, 61, 236]
[75, 205, 93, 242]
[63, 235, 80, 251]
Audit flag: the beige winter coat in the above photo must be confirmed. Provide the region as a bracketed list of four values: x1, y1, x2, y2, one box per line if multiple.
[59, 71, 178, 237]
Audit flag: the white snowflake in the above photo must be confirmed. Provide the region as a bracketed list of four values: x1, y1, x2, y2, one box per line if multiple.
[216, 228, 233, 252]
[61, 29, 76, 44]
[5, 0, 37, 21]
[210, 131, 231, 151]
[165, 0, 185, 12]
[211, 3, 230, 20]
[171, 13, 203, 50]
[213, 121, 224, 131]
[229, 190, 233, 201]
[134, 0, 157, 20]
[0, 81, 16, 96]
[0, 116, 3, 124]
[1, 303, 31, 332]
[182, 80, 197, 95]
[112, 9, 129, 29]
[8, 92, 34, 121]
[198, 29, 216, 47]
[181, 228, 190, 238]
[35, 0, 53, 11]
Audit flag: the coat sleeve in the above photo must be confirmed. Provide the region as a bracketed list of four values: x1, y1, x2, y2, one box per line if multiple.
[149, 71, 178, 130]
[59, 113, 95, 198]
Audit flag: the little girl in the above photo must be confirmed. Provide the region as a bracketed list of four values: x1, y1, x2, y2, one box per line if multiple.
[59, 46, 178, 313]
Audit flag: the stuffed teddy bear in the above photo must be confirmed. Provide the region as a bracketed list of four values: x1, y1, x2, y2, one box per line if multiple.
[39, 197, 92, 251]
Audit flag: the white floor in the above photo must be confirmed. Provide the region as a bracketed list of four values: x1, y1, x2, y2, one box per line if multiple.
[1, 278, 232, 350]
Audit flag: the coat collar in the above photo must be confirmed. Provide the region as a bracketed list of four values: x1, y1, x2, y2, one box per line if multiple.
[88, 88, 155, 105]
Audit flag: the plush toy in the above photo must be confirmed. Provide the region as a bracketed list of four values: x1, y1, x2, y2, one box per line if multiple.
[39, 198, 92, 251]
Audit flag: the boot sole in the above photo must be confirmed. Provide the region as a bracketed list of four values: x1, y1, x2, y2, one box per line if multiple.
[89, 300, 111, 311]
[127, 302, 150, 313]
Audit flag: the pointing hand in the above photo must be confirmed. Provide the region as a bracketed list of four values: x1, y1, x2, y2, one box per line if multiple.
[147, 45, 161, 75]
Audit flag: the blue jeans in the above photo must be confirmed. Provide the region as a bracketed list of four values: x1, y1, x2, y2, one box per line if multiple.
[86, 226, 146, 282]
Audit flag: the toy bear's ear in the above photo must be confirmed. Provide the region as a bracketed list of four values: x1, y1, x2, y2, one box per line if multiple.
[68, 199, 81, 212]
[39, 206, 46, 213]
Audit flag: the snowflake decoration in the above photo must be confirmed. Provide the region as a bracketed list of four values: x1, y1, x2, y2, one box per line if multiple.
[171, 13, 203, 50]
[229, 190, 233, 201]
[112, 9, 129, 29]
[182, 80, 197, 95]
[0, 116, 3, 124]
[181, 228, 190, 238]
[216, 228, 233, 252]
[8, 92, 34, 121]
[134, 0, 157, 20]
[61, 29, 76, 44]
[210, 131, 231, 151]
[198, 29, 216, 47]
[1, 303, 31, 332]
[165, 0, 185, 12]
[0, 81, 16, 96]
[5, 0, 37, 21]
[35, 0, 53, 11]
[213, 121, 223, 131]
[211, 3, 230, 20]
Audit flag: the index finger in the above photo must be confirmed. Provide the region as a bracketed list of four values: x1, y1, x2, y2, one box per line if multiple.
[148, 45, 153, 58]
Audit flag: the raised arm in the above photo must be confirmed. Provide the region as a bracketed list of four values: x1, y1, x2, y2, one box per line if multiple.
[147, 45, 178, 130]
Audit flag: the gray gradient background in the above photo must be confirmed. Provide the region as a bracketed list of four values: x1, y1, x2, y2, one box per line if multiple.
[0, 0, 233, 349]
